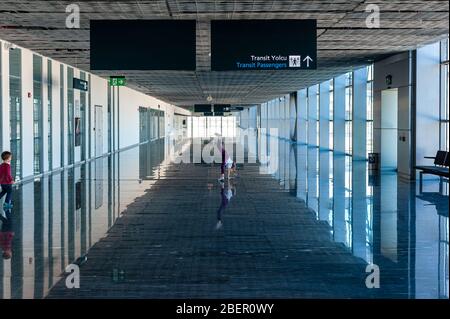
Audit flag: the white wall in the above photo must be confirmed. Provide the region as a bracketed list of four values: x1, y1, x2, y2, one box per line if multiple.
[21, 49, 34, 178]
[0, 37, 190, 182]
[416, 43, 441, 173]
[1, 40, 10, 151]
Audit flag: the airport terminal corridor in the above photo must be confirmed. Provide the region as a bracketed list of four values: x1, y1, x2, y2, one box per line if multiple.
[1, 135, 447, 299]
[0, 0, 448, 305]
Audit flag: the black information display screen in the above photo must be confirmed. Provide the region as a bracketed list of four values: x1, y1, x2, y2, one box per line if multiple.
[194, 105, 212, 113]
[73, 78, 88, 91]
[195, 105, 232, 113]
[211, 20, 317, 71]
[90, 20, 196, 70]
[213, 105, 231, 112]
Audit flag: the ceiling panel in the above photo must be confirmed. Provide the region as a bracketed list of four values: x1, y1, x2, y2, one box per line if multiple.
[0, 0, 448, 107]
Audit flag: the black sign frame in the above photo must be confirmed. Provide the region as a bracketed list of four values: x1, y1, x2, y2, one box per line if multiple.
[211, 19, 317, 71]
[73, 78, 89, 91]
[90, 20, 197, 71]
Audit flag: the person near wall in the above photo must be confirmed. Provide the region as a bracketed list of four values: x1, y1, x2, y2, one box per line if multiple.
[0, 151, 14, 209]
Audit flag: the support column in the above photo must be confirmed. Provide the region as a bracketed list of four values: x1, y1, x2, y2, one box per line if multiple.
[352, 67, 369, 260]
[296, 89, 307, 144]
[268, 100, 272, 133]
[284, 95, 290, 140]
[296, 142, 308, 202]
[281, 96, 287, 140]
[265, 101, 269, 132]
[308, 85, 318, 147]
[51, 61, 61, 169]
[275, 98, 279, 135]
[289, 93, 296, 141]
[261, 102, 266, 133]
[1, 41, 10, 151]
[296, 90, 308, 202]
[42, 57, 49, 172]
[319, 81, 331, 223]
[333, 74, 347, 243]
[352, 67, 368, 161]
[319, 81, 330, 150]
[275, 99, 281, 181]
[307, 146, 318, 214]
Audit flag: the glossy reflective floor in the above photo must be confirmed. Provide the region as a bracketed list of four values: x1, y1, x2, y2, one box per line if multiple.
[0, 135, 448, 299]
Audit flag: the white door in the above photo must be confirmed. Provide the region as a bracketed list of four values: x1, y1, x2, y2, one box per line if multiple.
[95, 105, 103, 157]
[381, 89, 398, 170]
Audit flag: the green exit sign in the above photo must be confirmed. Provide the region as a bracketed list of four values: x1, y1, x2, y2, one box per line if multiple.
[109, 76, 126, 86]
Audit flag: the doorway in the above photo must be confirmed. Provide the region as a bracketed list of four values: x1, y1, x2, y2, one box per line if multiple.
[381, 89, 398, 171]
[139, 107, 150, 142]
[94, 105, 103, 157]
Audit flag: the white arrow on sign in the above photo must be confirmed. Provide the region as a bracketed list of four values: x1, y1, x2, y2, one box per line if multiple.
[303, 56, 313, 68]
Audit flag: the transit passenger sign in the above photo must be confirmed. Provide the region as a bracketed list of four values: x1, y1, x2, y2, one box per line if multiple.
[211, 20, 317, 71]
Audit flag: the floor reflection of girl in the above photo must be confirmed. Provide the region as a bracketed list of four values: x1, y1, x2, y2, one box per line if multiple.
[0, 209, 14, 260]
[216, 181, 236, 230]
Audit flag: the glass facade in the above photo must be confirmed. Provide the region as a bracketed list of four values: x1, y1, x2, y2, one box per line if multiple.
[33, 55, 43, 175]
[9, 48, 22, 180]
[188, 116, 237, 138]
[256, 66, 375, 251]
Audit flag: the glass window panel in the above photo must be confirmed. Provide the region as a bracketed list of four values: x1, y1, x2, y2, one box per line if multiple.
[9, 48, 22, 180]
[33, 54, 43, 174]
